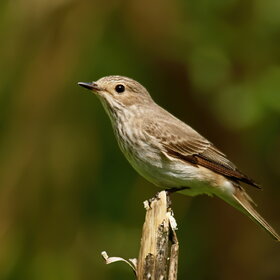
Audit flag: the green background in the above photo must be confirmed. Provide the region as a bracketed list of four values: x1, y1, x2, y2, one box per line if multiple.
[0, 0, 280, 279]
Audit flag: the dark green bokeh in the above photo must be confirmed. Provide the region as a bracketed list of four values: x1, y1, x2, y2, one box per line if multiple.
[0, 0, 279, 279]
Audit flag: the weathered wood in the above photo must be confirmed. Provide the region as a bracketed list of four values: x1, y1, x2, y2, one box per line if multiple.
[137, 191, 179, 280]
[101, 191, 179, 280]
[168, 235, 179, 280]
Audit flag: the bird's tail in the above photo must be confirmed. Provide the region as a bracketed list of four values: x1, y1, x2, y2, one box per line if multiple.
[221, 188, 280, 241]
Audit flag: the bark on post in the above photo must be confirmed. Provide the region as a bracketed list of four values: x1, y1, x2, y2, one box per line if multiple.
[101, 191, 179, 280]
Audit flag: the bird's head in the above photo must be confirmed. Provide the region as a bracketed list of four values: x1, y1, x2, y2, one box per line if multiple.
[78, 76, 153, 116]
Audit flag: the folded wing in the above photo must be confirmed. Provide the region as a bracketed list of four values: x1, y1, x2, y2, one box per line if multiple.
[143, 117, 260, 188]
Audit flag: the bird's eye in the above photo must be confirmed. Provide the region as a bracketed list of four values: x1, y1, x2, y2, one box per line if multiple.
[115, 84, 125, 93]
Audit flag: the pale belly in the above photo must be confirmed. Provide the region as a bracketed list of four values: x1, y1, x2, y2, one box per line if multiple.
[123, 147, 234, 197]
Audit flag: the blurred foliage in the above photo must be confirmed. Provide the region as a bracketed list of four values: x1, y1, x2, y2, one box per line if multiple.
[0, 0, 280, 279]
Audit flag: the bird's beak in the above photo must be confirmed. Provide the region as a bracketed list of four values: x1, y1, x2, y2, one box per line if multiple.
[78, 82, 101, 91]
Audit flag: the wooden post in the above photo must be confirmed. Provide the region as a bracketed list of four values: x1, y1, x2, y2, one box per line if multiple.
[101, 191, 179, 280]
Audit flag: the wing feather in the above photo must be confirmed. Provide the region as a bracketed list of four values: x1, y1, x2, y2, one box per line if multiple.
[143, 117, 260, 188]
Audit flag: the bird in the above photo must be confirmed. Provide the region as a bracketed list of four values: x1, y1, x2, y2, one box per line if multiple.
[78, 75, 279, 241]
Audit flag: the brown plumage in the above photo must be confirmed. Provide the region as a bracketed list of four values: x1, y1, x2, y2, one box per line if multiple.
[143, 117, 260, 188]
[78, 75, 279, 241]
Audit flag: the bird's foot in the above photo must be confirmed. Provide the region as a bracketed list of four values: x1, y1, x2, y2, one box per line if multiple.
[146, 187, 190, 208]
[164, 187, 191, 207]
[165, 186, 190, 194]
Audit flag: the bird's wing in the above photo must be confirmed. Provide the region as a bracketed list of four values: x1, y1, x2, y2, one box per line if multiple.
[143, 117, 260, 188]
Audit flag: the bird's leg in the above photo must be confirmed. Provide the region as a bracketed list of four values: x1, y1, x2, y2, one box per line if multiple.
[163, 187, 191, 208]
[146, 187, 191, 207]
[165, 186, 190, 194]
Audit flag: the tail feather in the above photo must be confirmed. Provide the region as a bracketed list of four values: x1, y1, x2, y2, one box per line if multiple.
[233, 189, 280, 241]
[223, 188, 280, 241]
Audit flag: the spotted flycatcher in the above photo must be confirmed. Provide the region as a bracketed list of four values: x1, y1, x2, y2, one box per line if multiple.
[78, 75, 279, 241]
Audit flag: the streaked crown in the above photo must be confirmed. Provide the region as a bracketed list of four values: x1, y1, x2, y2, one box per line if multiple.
[93, 75, 152, 106]
[78, 75, 156, 126]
